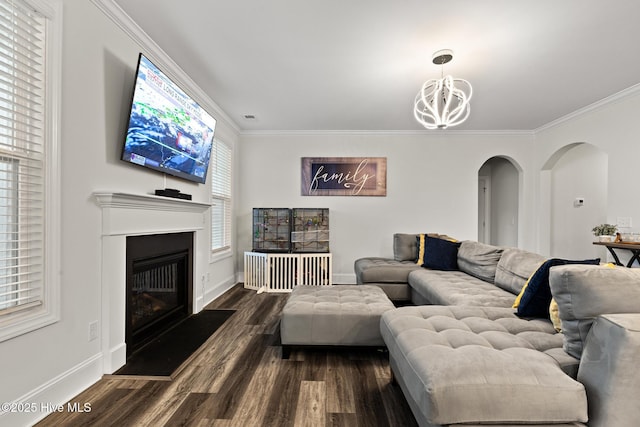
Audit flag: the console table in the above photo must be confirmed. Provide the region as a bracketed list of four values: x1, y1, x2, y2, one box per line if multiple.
[593, 242, 640, 267]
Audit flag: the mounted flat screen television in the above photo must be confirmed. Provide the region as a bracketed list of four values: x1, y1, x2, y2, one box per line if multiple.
[121, 53, 216, 184]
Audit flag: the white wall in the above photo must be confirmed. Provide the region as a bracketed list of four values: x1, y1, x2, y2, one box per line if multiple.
[237, 132, 534, 282]
[238, 88, 640, 280]
[550, 144, 608, 259]
[535, 88, 640, 263]
[0, 1, 239, 425]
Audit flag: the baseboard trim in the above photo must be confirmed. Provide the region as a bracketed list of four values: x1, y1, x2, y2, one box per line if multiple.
[1, 353, 103, 426]
[105, 342, 127, 374]
[203, 275, 236, 307]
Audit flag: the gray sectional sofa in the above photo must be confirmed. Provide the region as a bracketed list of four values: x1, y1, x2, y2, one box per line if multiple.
[354, 233, 640, 426]
[355, 233, 546, 306]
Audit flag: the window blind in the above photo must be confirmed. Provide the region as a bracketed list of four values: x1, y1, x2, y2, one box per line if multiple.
[211, 139, 232, 252]
[0, 0, 46, 316]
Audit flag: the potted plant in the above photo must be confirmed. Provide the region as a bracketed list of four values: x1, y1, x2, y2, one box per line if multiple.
[592, 223, 618, 242]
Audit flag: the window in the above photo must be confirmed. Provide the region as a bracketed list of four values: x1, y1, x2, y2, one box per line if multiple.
[210, 138, 232, 253]
[0, 0, 60, 341]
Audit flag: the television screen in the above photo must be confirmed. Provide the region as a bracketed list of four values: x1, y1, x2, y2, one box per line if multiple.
[121, 53, 216, 184]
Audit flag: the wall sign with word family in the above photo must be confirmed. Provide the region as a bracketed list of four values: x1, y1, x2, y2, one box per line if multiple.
[301, 157, 387, 196]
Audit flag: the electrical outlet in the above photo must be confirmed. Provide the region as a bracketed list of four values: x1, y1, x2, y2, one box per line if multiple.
[89, 321, 98, 342]
[617, 217, 632, 228]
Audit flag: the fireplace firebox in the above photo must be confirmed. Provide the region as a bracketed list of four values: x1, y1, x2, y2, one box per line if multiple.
[125, 232, 193, 356]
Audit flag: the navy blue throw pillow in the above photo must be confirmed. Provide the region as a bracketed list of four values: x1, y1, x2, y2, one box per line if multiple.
[516, 257, 600, 318]
[422, 236, 461, 271]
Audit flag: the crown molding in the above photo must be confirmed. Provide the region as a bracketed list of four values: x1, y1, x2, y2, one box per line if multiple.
[90, 0, 241, 135]
[241, 80, 640, 138]
[534, 82, 640, 133]
[239, 129, 534, 137]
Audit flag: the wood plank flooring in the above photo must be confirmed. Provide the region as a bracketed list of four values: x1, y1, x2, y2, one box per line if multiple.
[36, 284, 418, 427]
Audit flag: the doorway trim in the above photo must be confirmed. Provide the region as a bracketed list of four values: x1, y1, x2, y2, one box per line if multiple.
[478, 175, 491, 243]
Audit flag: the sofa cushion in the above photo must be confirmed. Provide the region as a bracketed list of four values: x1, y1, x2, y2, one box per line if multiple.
[577, 314, 640, 427]
[393, 233, 418, 262]
[380, 306, 586, 425]
[494, 248, 546, 295]
[415, 233, 458, 265]
[514, 258, 600, 318]
[549, 264, 640, 359]
[421, 236, 461, 270]
[354, 257, 420, 284]
[457, 240, 504, 283]
[409, 269, 518, 307]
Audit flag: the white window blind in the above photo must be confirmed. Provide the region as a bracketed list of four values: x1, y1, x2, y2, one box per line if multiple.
[211, 138, 232, 252]
[0, 0, 46, 317]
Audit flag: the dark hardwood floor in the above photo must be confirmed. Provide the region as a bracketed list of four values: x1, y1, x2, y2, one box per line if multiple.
[36, 284, 418, 427]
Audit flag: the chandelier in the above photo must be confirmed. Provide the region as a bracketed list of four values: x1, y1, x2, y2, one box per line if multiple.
[414, 49, 472, 130]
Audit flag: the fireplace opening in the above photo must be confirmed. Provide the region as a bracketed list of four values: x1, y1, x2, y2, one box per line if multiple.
[126, 232, 193, 356]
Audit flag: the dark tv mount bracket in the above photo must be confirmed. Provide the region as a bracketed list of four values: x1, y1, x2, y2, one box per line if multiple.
[155, 188, 192, 201]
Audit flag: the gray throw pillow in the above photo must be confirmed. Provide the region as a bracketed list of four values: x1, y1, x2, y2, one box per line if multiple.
[393, 233, 418, 261]
[457, 241, 504, 283]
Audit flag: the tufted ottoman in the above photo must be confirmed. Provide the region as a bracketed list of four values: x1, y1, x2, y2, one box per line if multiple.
[380, 305, 588, 426]
[280, 285, 395, 358]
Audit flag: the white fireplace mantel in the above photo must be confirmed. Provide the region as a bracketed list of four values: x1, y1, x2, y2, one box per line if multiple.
[94, 192, 210, 236]
[94, 191, 210, 212]
[93, 191, 210, 373]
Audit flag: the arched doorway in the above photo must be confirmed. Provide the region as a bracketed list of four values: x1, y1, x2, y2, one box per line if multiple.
[478, 157, 520, 247]
[540, 143, 608, 259]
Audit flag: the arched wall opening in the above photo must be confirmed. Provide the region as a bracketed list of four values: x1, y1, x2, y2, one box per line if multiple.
[538, 142, 608, 258]
[478, 156, 522, 247]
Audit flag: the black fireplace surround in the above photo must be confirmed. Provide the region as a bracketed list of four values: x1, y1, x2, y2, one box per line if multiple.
[125, 232, 194, 356]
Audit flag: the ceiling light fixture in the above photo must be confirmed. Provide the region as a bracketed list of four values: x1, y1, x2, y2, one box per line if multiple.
[414, 49, 472, 130]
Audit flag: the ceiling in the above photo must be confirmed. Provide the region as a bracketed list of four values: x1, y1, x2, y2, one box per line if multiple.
[113, 0, 640, 132]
